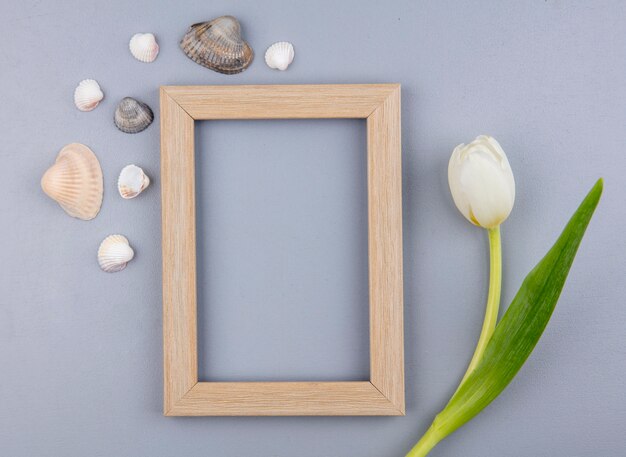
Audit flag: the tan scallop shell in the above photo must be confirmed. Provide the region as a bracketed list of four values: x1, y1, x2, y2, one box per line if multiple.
[98, 235, 134, 273]
[180, 15, 254, 74]
[40, 143, 103, 220]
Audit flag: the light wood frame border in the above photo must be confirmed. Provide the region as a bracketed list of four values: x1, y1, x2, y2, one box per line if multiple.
[161, 84, 403, 416]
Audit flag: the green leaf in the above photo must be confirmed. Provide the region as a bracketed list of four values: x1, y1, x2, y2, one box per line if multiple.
[431, 178, 603, 439]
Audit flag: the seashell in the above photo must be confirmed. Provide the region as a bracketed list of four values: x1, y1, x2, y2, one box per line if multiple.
[129, 33, 159, 63]
[180, 16, 253, 74]
[114, 97, 154, 134]
[264, 42, 294, 71]
[74, 79, 104, 111]
[118, 164, 150, 199]
[41, 143, 103, 220]
[98, 234, 134, 273]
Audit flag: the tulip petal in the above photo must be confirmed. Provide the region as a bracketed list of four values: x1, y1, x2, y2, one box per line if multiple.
[448, 136, 515, 228]
[460, 150, 514, 228]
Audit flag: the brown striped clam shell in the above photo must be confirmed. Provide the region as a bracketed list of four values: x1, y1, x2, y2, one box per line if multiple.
[180, 16, 253, 74]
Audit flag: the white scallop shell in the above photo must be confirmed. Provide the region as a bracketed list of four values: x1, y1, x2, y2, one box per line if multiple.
[129, 33, 159, 63]
[98, 235, 134, 273]
[74, 79, 104, 112]
[118, 164, 150, 199]
[264, 41, 294, 71]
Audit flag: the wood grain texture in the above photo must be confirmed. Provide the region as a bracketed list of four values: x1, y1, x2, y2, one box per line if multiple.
[161, 84, 397, 119]
[161, 88, 198, 414]
[166, 382, 400, 416]
[367, 85, 405, 414]
[161, 84, 404, 416]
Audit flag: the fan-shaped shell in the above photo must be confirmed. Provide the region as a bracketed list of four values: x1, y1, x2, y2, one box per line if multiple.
[118, 164, 150, 199]
[40, 143, 103, 220]
[264, 42, 294, 71]
[98, 235, 134, 273]
[74, 79, 104, 111]
[180, 16, 253, 74]
[129, 33, 159, 63]
[114, 97, 154, 134]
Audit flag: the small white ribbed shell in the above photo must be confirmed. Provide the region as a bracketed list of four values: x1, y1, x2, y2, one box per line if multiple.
[264, 41, 294, 71]
[98, 235, 134, 273]
[74, 79, 104, 112]
[129, 33, 159, 63]
[118, 164, 150, 199]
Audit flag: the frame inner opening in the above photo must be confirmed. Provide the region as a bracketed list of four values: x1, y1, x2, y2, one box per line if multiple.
[195, 119, 370, 382]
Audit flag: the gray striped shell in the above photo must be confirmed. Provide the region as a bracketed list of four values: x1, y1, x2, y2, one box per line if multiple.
[180, 16, 253, 74]
[114, 97, 154, 134]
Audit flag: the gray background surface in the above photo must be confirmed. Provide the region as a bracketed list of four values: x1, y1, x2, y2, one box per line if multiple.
[0, 1, 624, 456]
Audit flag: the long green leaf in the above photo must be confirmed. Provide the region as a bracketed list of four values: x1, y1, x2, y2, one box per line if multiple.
[431, 179, 603, 439]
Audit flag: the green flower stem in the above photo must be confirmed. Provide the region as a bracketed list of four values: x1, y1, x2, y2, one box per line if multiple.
[405, 180, 602, 457]
[406, 424, 442, 457]
[458, 225, 502, 388]
[407, 225, 502, 457]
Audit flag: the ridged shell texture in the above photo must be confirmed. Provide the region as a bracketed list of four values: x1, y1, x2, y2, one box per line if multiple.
[265, 42, 294, 71]
[114, 97, 154, 134]
[74, 79, 104, 111]
[98, 235, 135, 273]
[129, 33, 159, 63]
[180, 16, 253, 74]
[40, 143, 103, 220]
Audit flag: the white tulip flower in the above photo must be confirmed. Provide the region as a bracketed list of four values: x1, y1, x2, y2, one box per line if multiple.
[448, 135, 516, 229]
[408, 136, 602, 457]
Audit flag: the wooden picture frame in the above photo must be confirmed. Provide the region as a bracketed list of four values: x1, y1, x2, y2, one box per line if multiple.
[161, 84, 404, 416]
